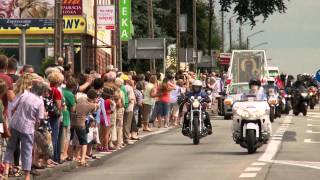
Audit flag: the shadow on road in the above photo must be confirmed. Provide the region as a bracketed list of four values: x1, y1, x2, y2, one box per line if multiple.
[193, 151, 261, 156]
[283, 131, 297, 142]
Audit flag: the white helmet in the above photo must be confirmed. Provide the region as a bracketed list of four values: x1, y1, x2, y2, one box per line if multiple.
[192, 80, 203, 93]
[192, 80, 203, 87]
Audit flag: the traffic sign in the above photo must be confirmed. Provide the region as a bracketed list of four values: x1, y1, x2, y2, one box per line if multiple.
[316, 69, 320, 82]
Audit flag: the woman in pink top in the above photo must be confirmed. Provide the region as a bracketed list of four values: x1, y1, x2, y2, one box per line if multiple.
[155, 75, 175, 128]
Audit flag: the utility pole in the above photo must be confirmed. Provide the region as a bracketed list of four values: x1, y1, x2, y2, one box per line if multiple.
[229, 17, 232, 51]
[115, 0, 122, 71]
[208, 0, 213, 55]
[148, 0, 155, 72]
[239, 23, 242, 49]
[19, 27, 26, 65]
[54, 0, 63, 62]
[93, 0, 98, 71]
[221, 9, 224, 52]
[193, 0, 197, 71]
[176, 0, 180, 71]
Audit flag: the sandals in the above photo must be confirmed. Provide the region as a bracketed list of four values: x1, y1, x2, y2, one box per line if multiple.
[9, 166, 23, 177]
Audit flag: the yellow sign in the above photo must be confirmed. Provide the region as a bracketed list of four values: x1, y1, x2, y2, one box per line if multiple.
[0, 16, 86, 35]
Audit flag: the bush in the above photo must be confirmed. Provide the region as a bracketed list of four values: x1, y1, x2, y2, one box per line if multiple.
[41, 57, 55, 76]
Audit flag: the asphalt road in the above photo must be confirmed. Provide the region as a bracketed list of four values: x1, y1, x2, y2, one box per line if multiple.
[52, 108, 320, 180]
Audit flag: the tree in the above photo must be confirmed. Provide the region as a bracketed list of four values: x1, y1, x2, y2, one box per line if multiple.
[219, 0, 288, 25]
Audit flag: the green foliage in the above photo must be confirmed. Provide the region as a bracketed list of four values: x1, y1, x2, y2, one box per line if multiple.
[219, 0, 288, 26]
[41, 57, 55, 76]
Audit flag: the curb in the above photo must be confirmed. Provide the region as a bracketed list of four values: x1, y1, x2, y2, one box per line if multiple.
[10, 127, 177, 180]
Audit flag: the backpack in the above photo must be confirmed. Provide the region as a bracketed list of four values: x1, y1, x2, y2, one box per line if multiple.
[44, 90, 61, 119]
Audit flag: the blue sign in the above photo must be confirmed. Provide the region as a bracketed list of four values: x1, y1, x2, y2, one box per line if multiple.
[0, 19, 54, 28]
[316, 69, 320, 82]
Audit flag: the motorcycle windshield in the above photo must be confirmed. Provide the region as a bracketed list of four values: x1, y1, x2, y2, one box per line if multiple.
[230, 50, 267, 83]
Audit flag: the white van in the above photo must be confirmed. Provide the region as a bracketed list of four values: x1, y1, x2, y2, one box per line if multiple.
[266, 66, 280, 78]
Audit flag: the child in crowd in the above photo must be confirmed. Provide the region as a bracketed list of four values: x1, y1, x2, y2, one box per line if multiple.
[86, 118, 100, 159]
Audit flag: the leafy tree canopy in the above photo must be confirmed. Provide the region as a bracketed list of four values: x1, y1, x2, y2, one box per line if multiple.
[219, 0, 288, 25]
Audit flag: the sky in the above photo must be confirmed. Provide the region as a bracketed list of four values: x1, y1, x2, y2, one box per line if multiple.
[220, 0, 320, 76]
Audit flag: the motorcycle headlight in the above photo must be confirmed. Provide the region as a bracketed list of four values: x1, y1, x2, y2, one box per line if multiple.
[256, 109, 266, 117]
[268, 98, 278, 105]
[192, 101, 200, 108]
[309, 92, 314, 96]
[301, 93, 308, 97]
[236, 109, 249, 118]
[224, 99, 233, 106]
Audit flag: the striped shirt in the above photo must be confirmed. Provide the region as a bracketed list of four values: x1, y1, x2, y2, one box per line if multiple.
[10, 91, 45, 134]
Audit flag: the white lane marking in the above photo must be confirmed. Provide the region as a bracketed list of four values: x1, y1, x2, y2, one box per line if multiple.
[306, 130, 320, 134]
[251, 162, 266, 166]
[259, 116, 292, 162]
[244, 167, 262, 172]
[307, 124, 320, 127]
[308, 116, 320, 118]
[304, 139, 320, 144]
[239, 173, 257, 178]
[269, 160, 320, 170]
[307, 112, 320, 115]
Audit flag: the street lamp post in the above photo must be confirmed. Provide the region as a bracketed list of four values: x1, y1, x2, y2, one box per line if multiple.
[193, 0, 198, 70]
[246, 30, 264, 49]
[238, 22, 250, 49]
[251, 42, 268, 49]
[228, 15, 237, 51]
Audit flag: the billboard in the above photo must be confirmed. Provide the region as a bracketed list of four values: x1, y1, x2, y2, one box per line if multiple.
[0, 16, 86, 34]
[0, 0, 54, 19]
[63, 0, 82, 15]
[97, 5, 115, 30]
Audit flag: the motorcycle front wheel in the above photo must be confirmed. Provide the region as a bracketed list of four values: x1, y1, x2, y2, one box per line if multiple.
[193, 118, 200, 145]
[270, 107, 275, 122]
[246, 129, 256, 154]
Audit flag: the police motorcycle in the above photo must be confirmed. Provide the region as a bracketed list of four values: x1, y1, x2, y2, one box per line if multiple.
[292, 80, 309, 116]
[232, 80, 271, 154]
[181, 80, 213, 145]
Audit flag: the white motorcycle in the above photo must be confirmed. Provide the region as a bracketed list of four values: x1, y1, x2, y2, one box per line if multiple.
[232, 95, 271, 154]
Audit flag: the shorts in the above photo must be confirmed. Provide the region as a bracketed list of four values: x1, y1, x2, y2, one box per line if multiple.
[154, 101, 169, 117]
[116, 108, 124, 128]
[60, 126, 71, 150]
[70, 126, 87, 145]
[169, 103, 180, 117]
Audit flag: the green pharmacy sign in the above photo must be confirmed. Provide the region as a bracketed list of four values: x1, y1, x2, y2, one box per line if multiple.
[120, 0, 132, 41]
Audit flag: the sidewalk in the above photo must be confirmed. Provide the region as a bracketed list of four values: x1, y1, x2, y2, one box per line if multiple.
[11, 126, 176, 180]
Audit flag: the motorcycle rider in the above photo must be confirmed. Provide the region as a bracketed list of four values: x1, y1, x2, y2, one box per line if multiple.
[242, 79, 267, 101]
[264, 77, 279, 96]
[181, 80, 213, 136]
